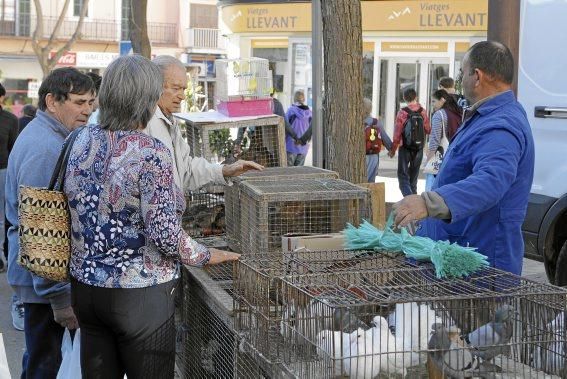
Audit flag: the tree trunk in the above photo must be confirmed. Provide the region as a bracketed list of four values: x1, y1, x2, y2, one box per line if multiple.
[31, 0, 90, 78]
[488, 0, 520, 95]
[321, 0, 365, 184]
[129, 0, 151, 58]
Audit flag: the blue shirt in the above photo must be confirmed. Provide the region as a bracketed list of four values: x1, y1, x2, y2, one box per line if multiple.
[417, 91, 535, 275]
[6, 110, 72, 308]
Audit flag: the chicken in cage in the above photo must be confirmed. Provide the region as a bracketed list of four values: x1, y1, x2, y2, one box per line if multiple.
[181, 192, 225, 237]
[238, 178, 371, 256]
[225, 166, 339, 253]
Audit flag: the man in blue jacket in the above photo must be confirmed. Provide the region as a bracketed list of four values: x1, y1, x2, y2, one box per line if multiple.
[392, 41, 535, 276]
[6, 68, 94, 377]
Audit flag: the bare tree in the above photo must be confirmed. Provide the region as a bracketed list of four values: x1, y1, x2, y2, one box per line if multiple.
[321, 0, 365, 183]
[129, 0, 151, 58]
[31, 0, 90, 79]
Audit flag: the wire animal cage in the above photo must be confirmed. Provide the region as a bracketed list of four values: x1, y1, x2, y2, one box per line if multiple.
[177, 113, 286, 167]
[277, 262, 567, 378]
[177, 262, 293, 379]
[233, 251, 409, 369]
[238, 178, 371, 256]
[181, 188, 225, 238]
[225, 167, 340, 252]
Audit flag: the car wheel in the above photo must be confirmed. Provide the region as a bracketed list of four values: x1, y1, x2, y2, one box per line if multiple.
[555, 240, 567, 287]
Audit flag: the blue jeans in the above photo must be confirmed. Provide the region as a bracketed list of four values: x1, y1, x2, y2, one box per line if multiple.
[397, 147, 423, 197]
[287, 152, 306, 166]
[23, 303, 65, 379]
[366, 154, 379, 183]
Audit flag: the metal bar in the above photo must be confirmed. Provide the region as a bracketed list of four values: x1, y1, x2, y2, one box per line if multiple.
[535, 106, 567, 119]
[311, 0, 324, 168]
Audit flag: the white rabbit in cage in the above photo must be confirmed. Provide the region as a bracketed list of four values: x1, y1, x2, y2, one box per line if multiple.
[387, 301, 445, 367]
[315, 328, 361, 376]
[349, 316, 406, 378]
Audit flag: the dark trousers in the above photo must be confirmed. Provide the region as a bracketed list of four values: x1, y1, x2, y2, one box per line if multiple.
[397, 146, 424, 197]
[22, 303, 65, 379]
[71, 278, 178, 379]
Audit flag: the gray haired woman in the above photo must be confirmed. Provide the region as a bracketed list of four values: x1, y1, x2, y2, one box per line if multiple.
[64, 55, 239, 378]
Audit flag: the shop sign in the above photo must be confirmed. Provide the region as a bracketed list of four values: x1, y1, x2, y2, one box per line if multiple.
[27, 81, 41, 99]
[363, 0, 488, 31]
[76, 52, 119, 68]
[49, 51, 77, 66]
[221, 0, 487, 33]
[381, 42, 448, 53]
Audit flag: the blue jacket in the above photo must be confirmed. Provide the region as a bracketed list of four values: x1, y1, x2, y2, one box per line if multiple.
[417, 91, 535, 275]
[6, 110, 72, 309]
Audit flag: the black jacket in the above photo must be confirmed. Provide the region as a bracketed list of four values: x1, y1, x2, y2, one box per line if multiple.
[0, 106, 19, 169]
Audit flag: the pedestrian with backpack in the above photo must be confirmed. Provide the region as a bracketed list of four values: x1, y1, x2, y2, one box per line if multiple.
[424, 89, 463, 190]
[389, 88, 431, 196]
[363, 98, 392, 182]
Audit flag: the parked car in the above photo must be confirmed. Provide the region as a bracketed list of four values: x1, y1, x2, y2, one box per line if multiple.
[518, 0, 567, 286]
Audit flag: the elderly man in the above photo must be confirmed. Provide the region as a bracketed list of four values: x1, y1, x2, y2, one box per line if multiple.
[147, 56, 262, 192]
[393, 41, 535, 275]
[6, 68, 94, 377]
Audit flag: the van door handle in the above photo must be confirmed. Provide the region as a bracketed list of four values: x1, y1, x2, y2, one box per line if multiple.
[534, 106, 567, 119]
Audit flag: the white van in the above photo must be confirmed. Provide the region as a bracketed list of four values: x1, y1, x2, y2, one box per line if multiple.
[518, 0, 567, 285]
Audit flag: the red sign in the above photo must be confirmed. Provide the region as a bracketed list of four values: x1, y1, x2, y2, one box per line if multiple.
[49, 51, 77, 67]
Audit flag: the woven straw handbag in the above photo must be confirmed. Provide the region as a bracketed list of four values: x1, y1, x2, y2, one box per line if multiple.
[18, 127, 83, 282]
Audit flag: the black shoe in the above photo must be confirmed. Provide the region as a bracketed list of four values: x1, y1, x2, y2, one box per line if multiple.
[0, 258, 5, 273]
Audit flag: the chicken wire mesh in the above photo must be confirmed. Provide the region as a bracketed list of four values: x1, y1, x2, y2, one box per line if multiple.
[177, 258, 293, 379]
[276, 263, 567, 378]
[180, 115, 286, 167]
[234, 251, 409, 369]
[225, 167, 340, 252]
[238, 179, 371, 256]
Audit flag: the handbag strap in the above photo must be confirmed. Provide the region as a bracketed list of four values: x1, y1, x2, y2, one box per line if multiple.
[48, 126, 85, 191]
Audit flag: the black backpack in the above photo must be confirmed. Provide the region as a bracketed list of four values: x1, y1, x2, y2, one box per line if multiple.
[402, 106, 425, 150]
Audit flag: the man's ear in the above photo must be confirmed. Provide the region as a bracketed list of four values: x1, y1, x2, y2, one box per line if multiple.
[44, 93, 57, 113]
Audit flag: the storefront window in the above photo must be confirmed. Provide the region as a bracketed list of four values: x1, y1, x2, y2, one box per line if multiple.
[362, 49, 374, 101]
[291, 42, 312, 107]
[252, 47, 288, 94]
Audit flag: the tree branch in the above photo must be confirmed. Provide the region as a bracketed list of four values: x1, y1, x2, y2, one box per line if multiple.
[47, 0, 71, 47]
[49, 0, 90, 69]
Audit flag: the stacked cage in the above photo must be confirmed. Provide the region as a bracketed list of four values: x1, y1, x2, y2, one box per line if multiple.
[181, 114, 286, 167]
[233, 250, 408, 375]
[237, 178, 371, 255]
[276, 260, 567, 378]
[225, 167, 340, 253]
[215, 58, 273, 117]
[177, 261, 282, 378]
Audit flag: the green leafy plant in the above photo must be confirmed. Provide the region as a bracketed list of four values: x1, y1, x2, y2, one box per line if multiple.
[184, 78, 204, 112]
[209, 129, 234, 159]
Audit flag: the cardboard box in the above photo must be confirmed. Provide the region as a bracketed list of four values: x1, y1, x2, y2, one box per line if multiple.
[282, 233, 345, 253]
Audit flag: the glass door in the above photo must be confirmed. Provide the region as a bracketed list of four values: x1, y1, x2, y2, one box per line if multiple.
[395, 62, 421, 116]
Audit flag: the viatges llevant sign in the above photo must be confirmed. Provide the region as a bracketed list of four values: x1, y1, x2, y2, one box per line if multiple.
[221, 0, 487, 33]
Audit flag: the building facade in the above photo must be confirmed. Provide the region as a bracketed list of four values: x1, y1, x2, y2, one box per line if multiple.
[219, 0, 488, 135]
[0, 0, 225, 112]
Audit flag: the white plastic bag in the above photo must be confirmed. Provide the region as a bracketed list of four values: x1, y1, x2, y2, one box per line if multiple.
[57, 329, 81, 379]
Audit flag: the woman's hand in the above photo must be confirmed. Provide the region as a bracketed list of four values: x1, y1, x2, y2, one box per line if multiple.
[207, 248, 241, 265]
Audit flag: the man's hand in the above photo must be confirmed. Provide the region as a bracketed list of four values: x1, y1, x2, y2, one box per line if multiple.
[392, 194, 428, 228]
[222, 160, 264, 177]
[207, 248, 241, 265]
[388, 150, 396, 158]
[53, 306, 79, 330]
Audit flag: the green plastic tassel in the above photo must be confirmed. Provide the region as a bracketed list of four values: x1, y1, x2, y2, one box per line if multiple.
[343, 215, 489, 279]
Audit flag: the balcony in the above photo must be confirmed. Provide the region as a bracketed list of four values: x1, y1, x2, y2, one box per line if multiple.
[0, 16, 177, 45]
[185, 28, 225, 51]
